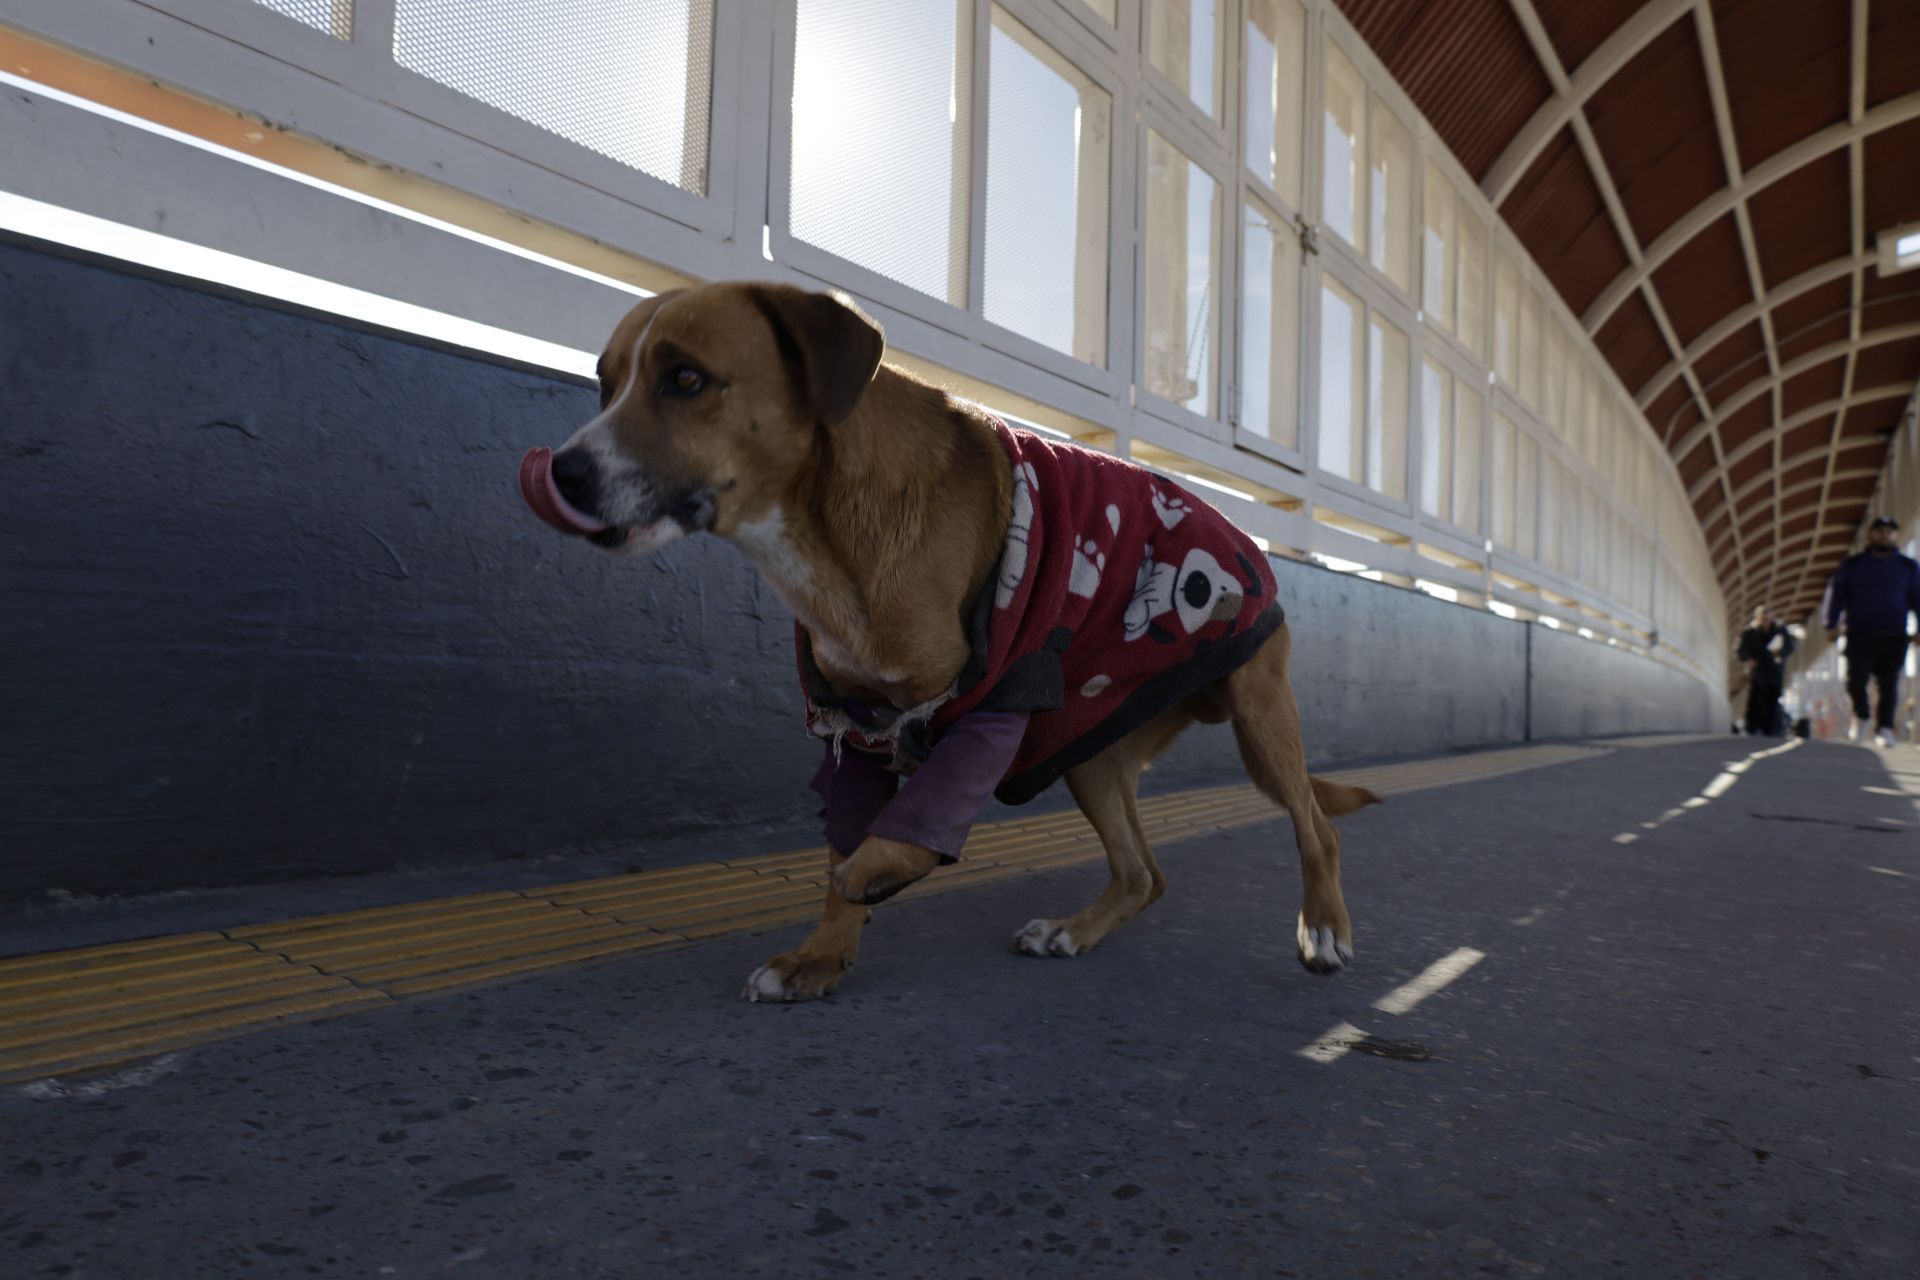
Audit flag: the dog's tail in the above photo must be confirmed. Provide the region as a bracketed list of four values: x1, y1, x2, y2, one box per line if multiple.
[1309, 775, 1383, 817]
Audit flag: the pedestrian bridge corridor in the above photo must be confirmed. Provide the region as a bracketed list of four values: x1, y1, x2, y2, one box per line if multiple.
[3, 734, 1914, 1276]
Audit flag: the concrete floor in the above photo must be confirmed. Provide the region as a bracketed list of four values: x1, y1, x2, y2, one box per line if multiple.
[3, 737, 1917, 1278]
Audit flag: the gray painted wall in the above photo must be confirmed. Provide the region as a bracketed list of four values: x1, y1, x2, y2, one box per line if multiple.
[0, 242, 1725, 902]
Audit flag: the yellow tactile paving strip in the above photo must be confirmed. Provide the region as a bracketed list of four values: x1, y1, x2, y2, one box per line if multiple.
[0, 743, 1604, 1084]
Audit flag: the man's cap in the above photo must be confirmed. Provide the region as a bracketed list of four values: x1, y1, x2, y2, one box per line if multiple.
[1870, 516, 1899, 531]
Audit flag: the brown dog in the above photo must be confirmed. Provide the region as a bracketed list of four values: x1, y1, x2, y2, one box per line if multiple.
[519, 282, 1377, 1001]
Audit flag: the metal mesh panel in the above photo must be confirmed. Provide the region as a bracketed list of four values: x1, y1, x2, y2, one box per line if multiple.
[252, 0, 352, 39]
[394, 0, 712, 194]
[790, 0, 971, 306]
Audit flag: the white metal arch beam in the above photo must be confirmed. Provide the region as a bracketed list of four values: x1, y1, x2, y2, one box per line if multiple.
[1725, 476, 1882, 550]
[1713, 525, 1854, 572]
[1581, 91, 1920, 333]
[1669, 329, 1920, 464]
[1687, 383, 1915, 502]
[1635, 251, 1874, 411]
[1728, 461, 1880, 510]
[1483, 0, 1695, 204]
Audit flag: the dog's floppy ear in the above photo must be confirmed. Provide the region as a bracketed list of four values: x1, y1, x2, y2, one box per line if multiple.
[750, 284, 885, 426]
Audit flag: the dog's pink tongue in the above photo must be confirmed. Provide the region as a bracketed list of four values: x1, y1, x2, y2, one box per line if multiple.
[519, 447, 610, 536]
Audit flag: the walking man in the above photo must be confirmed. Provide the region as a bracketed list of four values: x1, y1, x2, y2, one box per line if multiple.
[1737, 606, 1794, 736]
[1824, 517, 1920, 747]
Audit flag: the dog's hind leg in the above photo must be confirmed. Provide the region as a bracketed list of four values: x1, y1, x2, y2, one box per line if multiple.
[1222, 623, 1357, 974]
[1012, 707, 1191, 957]
[743, 849, 871, 1002]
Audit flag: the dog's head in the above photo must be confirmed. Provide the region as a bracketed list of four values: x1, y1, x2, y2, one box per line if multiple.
[520, 282, 885, 556]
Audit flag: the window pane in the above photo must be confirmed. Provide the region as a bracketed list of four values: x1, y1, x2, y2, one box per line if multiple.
[1367, 313, 1409, 498]
[397, 0, 713, 192]
[1420, 358, 1452, 518]
[984, 8, 1110, 364]
[1321, 41, 1365, 254]
[1368, 97, 1413, 292]
[1457, 209, 1487, 359]
[1241, 201, 1301, 448]
[1144, 130, 1219, 415]
[1519, 287, 1541, 408]
[1491, 412, 1515, 548]
[1454, 381, 1484, 533]
[1561, 471, 1580, 576]
[1514, 430, 1537, 559]
[792, 0, 969, 303]
[1244, 0, 1306, 207]
[1585, 487, 1605, 586]
[1575, 368, 1596, 464]
[1611, 514, 1627, 598]
[1318, 279, 1364, 483]
[1493, 251, 1519, 388]
[1148, 0, 1222, 118]
[1545, 324, 1567, 429]
[1539, 457, 1560, 568]
[1421, 160, 1453, 330]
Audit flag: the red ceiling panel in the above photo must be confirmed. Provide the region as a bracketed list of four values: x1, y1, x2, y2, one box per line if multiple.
[1713, 0, 1850, 169]
[1862, 290, 1920, 332]
[1501, 128, 1634, 314]
[1716, 395, 1772, 452]
[1334, 0, 1554, 178]
[1837, 442, 1887, 471]
[1774, 311, 1851, 367]
[1865, 119, 1920, 236]
[1780, 448, 1831, 488]
[1585, 21, 1724, 247]
[1852, 335, 1920, 390]
[1781, 414, 1837, 463]
[1830, 473, 1883, 501]
[1651, 215, 1755, 346]
[1728, 446, 1774, 492]
[1668, 395, 1706, 448]
[1781, 358, 1847, 418]
[1867, 0, 1920, 108]
[1748, 149, 1852, 289]
[1693, 321, 1769, 403]
[1679, 437, 1719, 487]
[1645, 378, 1696, 441]
[1596, 290, 1672, 393]
[1781, 510, 1820, 538]
[1772, 277, 1853, 342]
[1841, 396, 1908, 437]
[1700, 504, 1733, 543]
[1529, 0, 1656, 74]
[1337, 0, 1916, 627]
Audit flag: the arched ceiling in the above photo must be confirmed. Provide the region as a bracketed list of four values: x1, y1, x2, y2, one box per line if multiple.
[1336, 0, 1920, 626]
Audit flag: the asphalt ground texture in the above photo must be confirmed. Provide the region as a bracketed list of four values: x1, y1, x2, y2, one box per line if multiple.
[3, 736, 1916, 1278]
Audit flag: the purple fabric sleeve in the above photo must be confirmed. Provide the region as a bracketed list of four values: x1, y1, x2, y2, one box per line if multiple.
[869, 710, 1031, 861]
[810, 711, 1032, 862]
[809, 746, 898, 858]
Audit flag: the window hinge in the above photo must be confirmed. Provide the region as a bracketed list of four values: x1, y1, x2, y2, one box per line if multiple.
[1294, 213, 1320, 257]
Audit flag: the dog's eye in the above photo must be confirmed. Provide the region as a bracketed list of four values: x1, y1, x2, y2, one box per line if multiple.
[665, 365, 708, 397]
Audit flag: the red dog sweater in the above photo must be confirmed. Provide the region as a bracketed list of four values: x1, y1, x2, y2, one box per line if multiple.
[799, 421, 1283, 805]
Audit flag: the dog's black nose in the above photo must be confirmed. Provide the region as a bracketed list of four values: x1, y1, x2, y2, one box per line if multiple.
[550, 449, 597, 508]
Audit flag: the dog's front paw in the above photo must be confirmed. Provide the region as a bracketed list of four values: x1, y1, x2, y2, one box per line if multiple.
[1012, 918, 1081, 957]
[743, 950, 851, 1003]
[1295, 914, 1354, 975]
